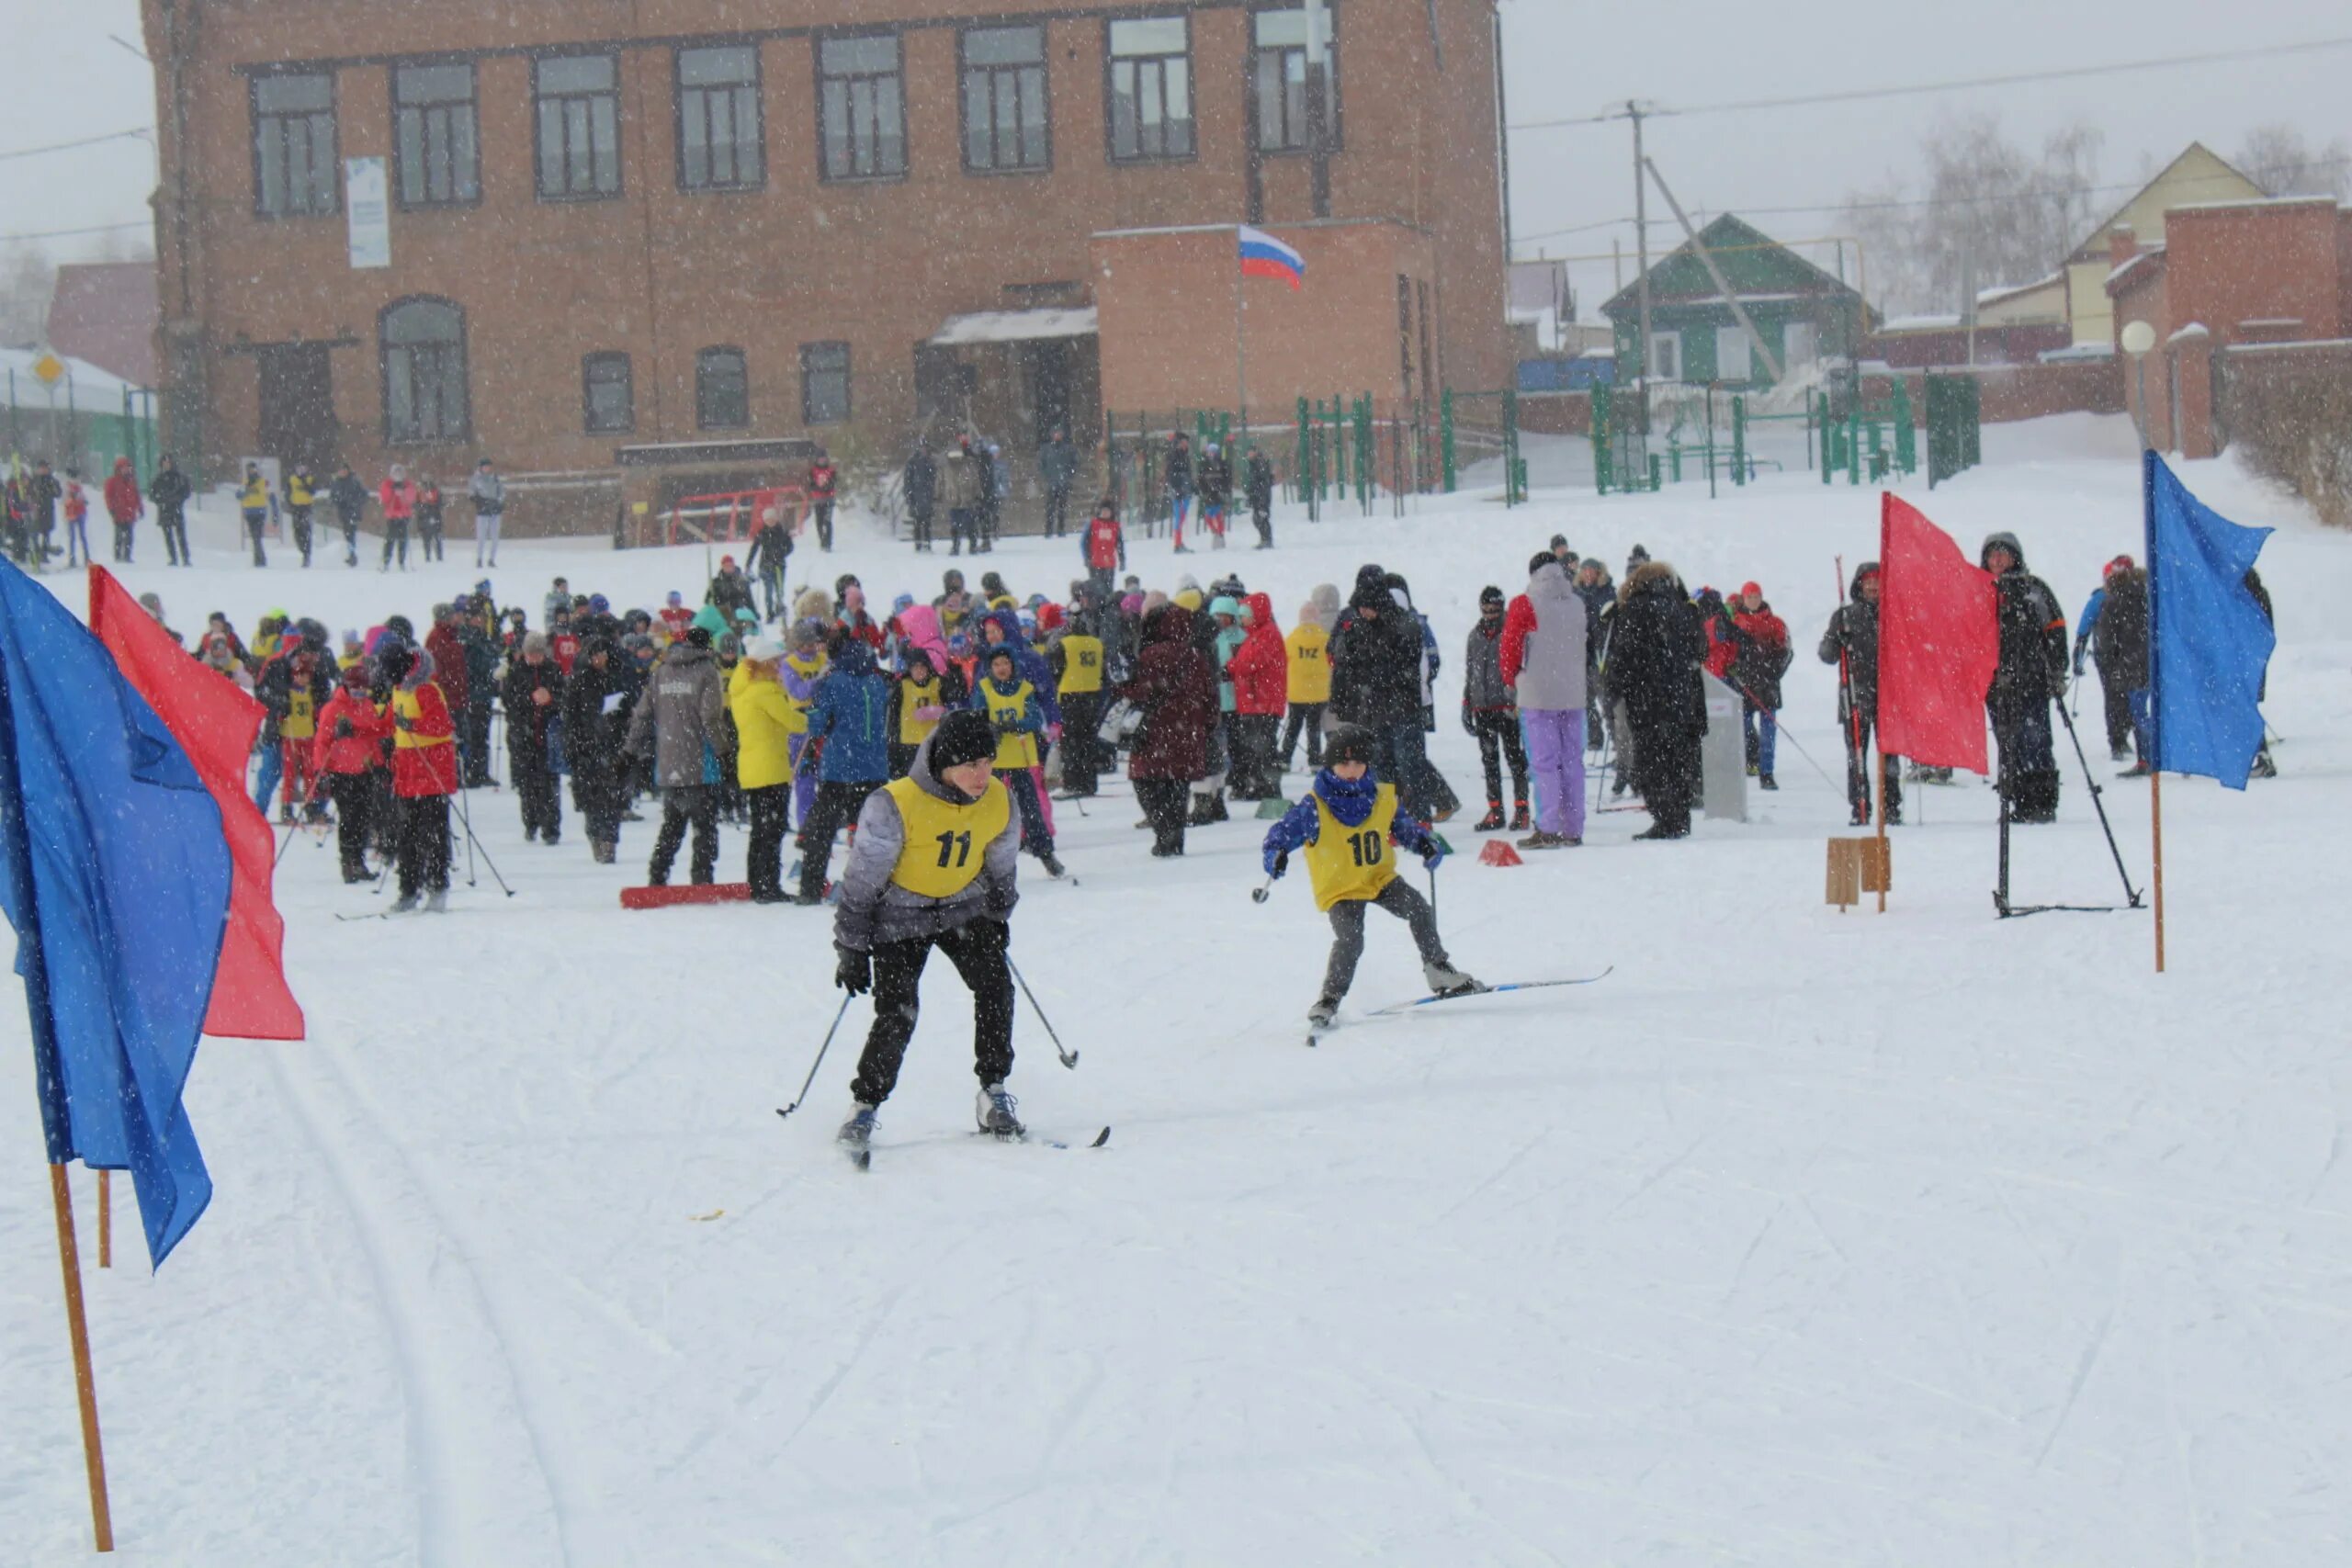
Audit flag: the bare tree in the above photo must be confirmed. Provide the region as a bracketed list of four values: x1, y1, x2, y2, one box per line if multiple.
[1841, 114, 2104, 319]
[0, 242, 57, 347]
[2232, 123, 2351, 200]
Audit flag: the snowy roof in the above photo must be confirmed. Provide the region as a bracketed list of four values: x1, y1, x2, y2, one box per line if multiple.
[2166, 321, 2211, 344]
[2038, 343, 2116, 363]
[1878, 314, 1964, 333]
[2167, 195, 2344, 215]
[928, 307, 1099, 347]
[2104, 248, 2165, 294]
[1977, 273, 2064, 305]
[0, 345, 142, 410]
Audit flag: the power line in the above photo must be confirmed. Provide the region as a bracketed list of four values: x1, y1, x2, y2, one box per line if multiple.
[0, 128, 152, 163]
[0, 220, 152, 245]
[1510, 36, 2352, 131]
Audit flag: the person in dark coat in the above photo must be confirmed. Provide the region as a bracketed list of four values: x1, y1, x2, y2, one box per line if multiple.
[1038, 426, 1078, 539]
[2245, 567, 2277, 778]
[148, 454, 193, 566]
[328, 465, 368, 568]
[1609, 560, 1708, 840]
[1819, 561, 1902, 827]
[503, 631, 567, 844]
[1328, 566, 1434, 819]
[1117, 604, 1216, 856]
[2095, 562, 2153, 774]
[903, 444, 939, 552]
[563, 637, 628, 863]
[744, 505, 795, 622]
[1244, 446, 1276, 549]
[1982, 531, 2068, 823]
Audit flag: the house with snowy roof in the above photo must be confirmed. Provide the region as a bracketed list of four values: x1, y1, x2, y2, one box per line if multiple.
[1600, 215, 1870, 389]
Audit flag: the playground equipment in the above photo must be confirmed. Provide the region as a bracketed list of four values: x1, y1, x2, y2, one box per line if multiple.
[1923, 373, 1983, 488]
[1590, 385, 1658, 495]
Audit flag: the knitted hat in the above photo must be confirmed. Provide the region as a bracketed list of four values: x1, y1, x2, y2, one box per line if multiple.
[1741, 582, 1762, 600]
[1323, 724, 1379, 768]
[929, 710, 998, 773]
[523, 631, 550, 657]
[1479, 586, 1506, 610]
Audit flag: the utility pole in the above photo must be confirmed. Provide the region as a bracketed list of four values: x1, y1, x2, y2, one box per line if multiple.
[1630, 101, 1652, 434]
[1306, 0, 1333, 220]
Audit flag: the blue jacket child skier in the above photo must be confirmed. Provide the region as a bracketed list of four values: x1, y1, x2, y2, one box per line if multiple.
[1261, 722, 1480, 1027]
[971, 645, 1067, 878]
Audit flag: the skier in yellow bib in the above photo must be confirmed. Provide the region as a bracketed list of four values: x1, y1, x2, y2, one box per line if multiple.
[832, 710, 1028, 1148]
[1261, 723, 1480, 1029]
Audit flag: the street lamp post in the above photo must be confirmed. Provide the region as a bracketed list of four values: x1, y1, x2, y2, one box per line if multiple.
[2120, 319, 2157, 451]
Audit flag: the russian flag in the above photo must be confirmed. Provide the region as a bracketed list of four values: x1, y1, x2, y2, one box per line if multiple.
[1238, 226, 1306, 290]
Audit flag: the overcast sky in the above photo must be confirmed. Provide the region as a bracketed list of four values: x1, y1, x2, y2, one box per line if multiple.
[4, 0, 2344, 313]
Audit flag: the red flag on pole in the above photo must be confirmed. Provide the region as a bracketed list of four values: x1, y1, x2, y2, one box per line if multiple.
[1877, 492, 1998, 774]
[87, 567, 305, 1040]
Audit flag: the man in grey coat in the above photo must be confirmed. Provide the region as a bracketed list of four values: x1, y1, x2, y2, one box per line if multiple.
[831, 710, 1025, 1149]
[469, 458, 506, 569]
[1501, 554, 1590, 849]
[624, 626, 726, 884]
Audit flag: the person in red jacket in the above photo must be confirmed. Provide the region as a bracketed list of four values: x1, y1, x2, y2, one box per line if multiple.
[380, 642, 459, 910]
[102, 457, 142, 563]
[808, 449, 839, 551]
[1731, 581, 1791, 789]
[1226, 592, 1289, 798]
[313, 662, 394, 882]
[1080, 497, 1126, 604]
[379, 466, 419, 571]
[1696, 588, 1740, 682]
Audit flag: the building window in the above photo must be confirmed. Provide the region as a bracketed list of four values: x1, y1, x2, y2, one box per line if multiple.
[962, 25, 1049, 173]
[583, 352, 634, 433]
[1107, 17, 1193, 164]
[819, 34, 907, 181]
[253, 71, 339, 218]
[801, 343, 851, 424]
[1252, 4, 1341, 153]
[1649, 331, 1682, 383]
[536, 54, 621, 200]
[1396, 275, 1416, 398]
[380, 298, 470, 445]
[676, 45, 764, 191]
[696, 346, 750, 430]
[393, 62, 481, 209]
[1714, 325, 1752, 384]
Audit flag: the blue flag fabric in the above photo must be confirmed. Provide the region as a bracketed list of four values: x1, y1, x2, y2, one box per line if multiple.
[0, 558, 227, 1267]
[2144, 453, 2276, 790]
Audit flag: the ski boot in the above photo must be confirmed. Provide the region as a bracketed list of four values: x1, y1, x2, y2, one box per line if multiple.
[1423, 961, 1485, 998]
[424, 888, 448, 913]
[1472, 801, 1506, 832]
[1307, 996, 1340, 1029]
[390, 890, 420, 913]
[1509, 800, 1532, 832]
[1040, 851, 1067, 879]
[977, 1084, 1024, 1139]
[1758, 774, 1778, 791]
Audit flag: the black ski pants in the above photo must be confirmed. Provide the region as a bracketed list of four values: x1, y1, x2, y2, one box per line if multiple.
[797, 779, 880, 901]
[1842, 715, 1904, 824]
[649, 784, 719, 885]
[746, 784, 791, 898]
[329, 772, 375, 880]
[1323, 879, 1446, 1002]
[1281, 702, 1326, 769]
[395, 794, 451, 897]
[514, 752, 561, 841]
[1136, 777, 1189, 855]
[849, 918, 1014, 1106]
[1058, 692, 1103, 795]
[1472, 709, 1529, 807]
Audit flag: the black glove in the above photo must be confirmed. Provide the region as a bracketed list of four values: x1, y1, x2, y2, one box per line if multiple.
[334, 716, 354, 739]
[393, 714, 414, 732]
[835, 949, 873, 996]
[1461, 704, 1476, 738]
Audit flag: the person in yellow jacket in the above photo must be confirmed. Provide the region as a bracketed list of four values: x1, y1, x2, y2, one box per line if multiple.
[1282, 604, 1332, 771]
[970, 646, 1063, 877]
[781, 618, 830, 824]
[730, 638, 800, 901]
[1046, 610, 1108, 797]
[1260, 723, 1480, 1029]
[831, 710, 1029, 1152]
[239, 461, 272, 567]
[283, 463, 318, 567]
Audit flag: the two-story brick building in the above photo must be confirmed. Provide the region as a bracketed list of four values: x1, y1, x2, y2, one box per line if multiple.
[142, 0, 1510, 533]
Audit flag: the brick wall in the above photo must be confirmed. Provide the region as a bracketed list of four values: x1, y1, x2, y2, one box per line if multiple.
[1860, 358, 2124, 426]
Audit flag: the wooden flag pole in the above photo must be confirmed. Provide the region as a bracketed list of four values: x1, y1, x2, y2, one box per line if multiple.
[48, 1164, 115, 1552]
[97, 1169, 109, 1269]
[1875, 749, 1889, 914]
[2151, 772, 2166, 973]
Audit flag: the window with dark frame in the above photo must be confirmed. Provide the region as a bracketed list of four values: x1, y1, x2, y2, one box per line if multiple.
[381, 298, 471, 445]
[819, 33, 907, 181]
[676, 44, 764, 192]
[1252, 4, 1341, 153]
[583, 352, 634, 433]
[1107, 17, 1193, 163]
[1396, 275, 1415, 400]
[962, 24, 1049, 173]
[801, 343, 852, 425]
[536, 54, 622, 200]
[696, 346, 750, 430]
[254, 71, 339, 218]
[1417, 279, 1434, 404]
[393, 62, 481, 209]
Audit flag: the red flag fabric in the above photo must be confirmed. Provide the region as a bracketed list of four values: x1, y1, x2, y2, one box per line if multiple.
[1877, 493, 1998, 774]
[88, 567, 305, 1040]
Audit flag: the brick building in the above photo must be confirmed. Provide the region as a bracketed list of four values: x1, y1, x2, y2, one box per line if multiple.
[142, 0, 1510, 534]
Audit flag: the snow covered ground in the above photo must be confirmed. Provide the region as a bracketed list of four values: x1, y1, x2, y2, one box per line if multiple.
[5, 416, 2350, 1565]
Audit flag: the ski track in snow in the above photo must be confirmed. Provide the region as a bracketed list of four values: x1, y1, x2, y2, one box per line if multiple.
[7, 423, 2352, 1562]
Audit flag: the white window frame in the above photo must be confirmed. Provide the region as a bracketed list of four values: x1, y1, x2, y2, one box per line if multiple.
[1782, 320, 1818, 370]
[1714, 325, 1753, 384]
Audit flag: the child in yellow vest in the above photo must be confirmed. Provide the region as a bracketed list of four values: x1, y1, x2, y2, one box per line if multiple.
[831, 710, 1029, 1150]
[1282, 604, 1331, 771]
[1261, 723, 1479, 1028]
[971, 646, 1064, 878]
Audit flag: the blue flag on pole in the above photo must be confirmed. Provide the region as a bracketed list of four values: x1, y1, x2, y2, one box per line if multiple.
[0, 558, 228, 1267]
[2144, 452, 2275, 791]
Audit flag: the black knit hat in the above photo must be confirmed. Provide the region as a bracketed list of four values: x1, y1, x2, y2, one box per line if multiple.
[930, 710, 998, 773]
[1324, 723, 1378, 768]
[1479, 586, 1506, 610]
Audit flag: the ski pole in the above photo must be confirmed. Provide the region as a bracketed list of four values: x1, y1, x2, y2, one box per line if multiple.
[775, 994, 855, 1120]
[1007, 956, 1080, 1069]
[453, 789, 517, 897]
[2052, 694, 2143, 908]
[454, 782, 480, 886]
[1250, 873, 1278, 904]
[274, 818, 300, 868]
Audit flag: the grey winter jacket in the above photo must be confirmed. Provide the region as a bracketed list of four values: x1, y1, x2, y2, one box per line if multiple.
[468, 469, 505, 514]
[1514, 560, 1589, 712]
[833, 732, 1021, 953]
[940, 448, 983, 510]
[623, 641, 725, 787]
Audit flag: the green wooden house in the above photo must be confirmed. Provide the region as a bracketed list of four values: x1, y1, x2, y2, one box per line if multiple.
[1600, 215, 1871, 389]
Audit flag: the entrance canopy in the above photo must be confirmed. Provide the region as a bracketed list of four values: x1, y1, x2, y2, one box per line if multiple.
[928, 307, 1098, 347]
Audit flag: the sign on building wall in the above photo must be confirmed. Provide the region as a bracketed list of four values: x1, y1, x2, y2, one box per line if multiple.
[345, 157, 390, 270]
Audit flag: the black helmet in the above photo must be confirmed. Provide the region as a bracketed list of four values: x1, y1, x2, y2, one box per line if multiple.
[1323, 723, 1379, 769]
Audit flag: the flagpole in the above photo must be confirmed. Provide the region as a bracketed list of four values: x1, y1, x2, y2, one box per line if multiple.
[2143, 450, 2165, 974]
[1234, 227, 1250, 442]
[1875, 749, 1888, 914]
[0, 653, 116, 1552]
[98, 1170, 110, 1268]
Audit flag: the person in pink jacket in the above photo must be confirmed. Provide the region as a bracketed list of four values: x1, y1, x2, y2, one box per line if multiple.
[378, 464, 419, 571]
